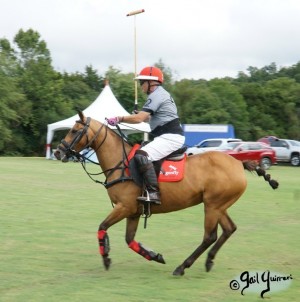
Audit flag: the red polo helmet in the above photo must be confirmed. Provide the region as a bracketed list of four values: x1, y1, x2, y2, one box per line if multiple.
[135, 66, 164, 83]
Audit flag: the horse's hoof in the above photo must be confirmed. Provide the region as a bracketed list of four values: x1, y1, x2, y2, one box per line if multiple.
[173, 266, 185, 276]
[103, 257, 111, 270]
[205, 259, 214, 272]
[154, 253, 166, 264]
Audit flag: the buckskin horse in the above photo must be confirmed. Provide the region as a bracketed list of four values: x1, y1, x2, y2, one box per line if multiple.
[54, 111, 278, 276]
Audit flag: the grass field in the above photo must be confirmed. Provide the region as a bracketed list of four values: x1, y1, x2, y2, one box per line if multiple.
[0, 158, 299, 302]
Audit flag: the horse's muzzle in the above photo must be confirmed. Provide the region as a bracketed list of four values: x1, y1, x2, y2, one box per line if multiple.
[54, 149, 69, 163]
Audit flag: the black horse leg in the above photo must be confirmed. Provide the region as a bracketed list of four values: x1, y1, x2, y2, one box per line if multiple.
[173, 207, 219, 276]
[126, 216, 165, 264]
[205, 212, 237, 272]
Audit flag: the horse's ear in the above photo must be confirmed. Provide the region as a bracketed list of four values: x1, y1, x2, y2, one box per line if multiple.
[77, 110, 85, 122]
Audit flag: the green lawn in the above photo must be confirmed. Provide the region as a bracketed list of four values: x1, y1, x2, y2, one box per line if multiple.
[0, 158, 299, 302]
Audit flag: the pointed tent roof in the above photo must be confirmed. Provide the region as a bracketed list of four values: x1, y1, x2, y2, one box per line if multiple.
[46, 84, 150, 158]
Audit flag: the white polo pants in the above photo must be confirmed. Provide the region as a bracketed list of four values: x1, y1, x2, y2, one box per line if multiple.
[141, 134, 185, 161]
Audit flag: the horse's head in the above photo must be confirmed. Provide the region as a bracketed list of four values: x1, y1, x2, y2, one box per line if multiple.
[55, 111, 95, 162]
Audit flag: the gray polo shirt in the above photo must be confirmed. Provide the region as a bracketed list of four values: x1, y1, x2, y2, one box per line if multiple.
[141, 86, 179, 131]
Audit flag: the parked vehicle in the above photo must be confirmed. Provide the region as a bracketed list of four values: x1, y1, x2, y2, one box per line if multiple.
[269, 139, 300, 166]
[257, 136, 279, 145]
[218, 141, 277, 170]
[186, 138, 242, 156]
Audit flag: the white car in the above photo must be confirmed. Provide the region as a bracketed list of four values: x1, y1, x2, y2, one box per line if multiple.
[270, 139, 300, 166]
[186, 138, 242, 156]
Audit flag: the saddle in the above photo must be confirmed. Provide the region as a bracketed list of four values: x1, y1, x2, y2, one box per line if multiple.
[127, 144, 187, 187]
[164, 146, 187, 161]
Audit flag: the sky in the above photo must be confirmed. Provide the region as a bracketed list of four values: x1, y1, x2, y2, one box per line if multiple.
[1, 0, 300, 80]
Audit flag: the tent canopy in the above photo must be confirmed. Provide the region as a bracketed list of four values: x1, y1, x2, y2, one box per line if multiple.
[46, 84, 150, 158]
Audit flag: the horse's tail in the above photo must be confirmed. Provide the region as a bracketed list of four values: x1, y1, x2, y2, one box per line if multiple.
[242, 160, 279, 190]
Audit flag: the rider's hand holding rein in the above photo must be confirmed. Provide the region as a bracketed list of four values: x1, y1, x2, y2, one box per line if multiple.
[107, 116, 121, 126]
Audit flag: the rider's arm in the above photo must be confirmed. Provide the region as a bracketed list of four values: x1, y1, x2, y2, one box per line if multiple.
[120, 111, 150, 124]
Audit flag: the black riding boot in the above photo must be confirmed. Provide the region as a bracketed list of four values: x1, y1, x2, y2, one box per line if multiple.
[134, 151, 161, 204]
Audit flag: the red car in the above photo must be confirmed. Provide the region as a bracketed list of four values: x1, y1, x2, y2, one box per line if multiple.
[218, 142, 277, 169]
[257, 136, 279, 145]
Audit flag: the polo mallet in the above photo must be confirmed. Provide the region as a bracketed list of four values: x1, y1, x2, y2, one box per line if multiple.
[126, 9, 145, 112]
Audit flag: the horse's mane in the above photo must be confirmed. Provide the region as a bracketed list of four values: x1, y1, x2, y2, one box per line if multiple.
[92, 118, 134, 148]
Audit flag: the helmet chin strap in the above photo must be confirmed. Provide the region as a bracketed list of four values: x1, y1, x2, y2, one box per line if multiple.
[146, 81, 161, 95]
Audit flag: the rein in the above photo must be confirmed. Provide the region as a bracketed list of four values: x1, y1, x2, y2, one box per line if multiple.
[60, 118, 133, 188]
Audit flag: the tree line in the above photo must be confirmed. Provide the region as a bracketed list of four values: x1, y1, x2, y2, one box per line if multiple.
[1, 29, 300, 156]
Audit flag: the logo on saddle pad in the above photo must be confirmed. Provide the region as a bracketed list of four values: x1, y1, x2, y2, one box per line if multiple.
[158, 158, 185, 182]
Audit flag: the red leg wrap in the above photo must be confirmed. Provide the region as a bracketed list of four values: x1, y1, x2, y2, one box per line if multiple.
[128, 240, 140, 253]
[128, 240, 154, 261]
[97, 230, 110, 256]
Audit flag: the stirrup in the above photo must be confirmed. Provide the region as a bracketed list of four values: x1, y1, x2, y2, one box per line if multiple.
[137, 190, 161, 205]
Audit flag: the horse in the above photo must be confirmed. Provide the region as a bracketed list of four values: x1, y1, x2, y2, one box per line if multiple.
[54, 111, 278, 276]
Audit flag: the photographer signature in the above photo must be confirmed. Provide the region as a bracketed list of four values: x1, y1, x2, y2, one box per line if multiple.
[230, 270, 293, 298]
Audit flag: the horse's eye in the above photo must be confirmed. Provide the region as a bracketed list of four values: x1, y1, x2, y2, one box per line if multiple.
[71, 129, 77, 134]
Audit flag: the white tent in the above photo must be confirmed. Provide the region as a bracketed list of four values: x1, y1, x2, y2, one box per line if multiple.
[46, 84, 150, 158]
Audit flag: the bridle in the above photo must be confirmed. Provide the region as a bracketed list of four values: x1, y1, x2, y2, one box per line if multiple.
[57, 117, 133, 188]
[58, 117, 106, 161]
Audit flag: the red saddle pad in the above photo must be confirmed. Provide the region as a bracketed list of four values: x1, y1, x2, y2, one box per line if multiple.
[158, 154, 186, 182]
[126, 144, 186, 182]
